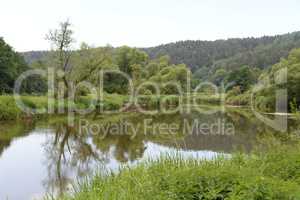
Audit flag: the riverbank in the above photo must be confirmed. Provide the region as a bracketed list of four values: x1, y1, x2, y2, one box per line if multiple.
[0, 94, 178, 121]
[57, 141, 300, 200]
[0, 94, 127, 121]
[0, 93, 291, 121]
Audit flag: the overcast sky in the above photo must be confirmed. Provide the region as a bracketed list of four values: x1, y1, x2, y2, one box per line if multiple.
[1, 0, 299, 52]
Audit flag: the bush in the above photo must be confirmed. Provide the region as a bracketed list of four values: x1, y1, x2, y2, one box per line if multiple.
[0, 96, 21, 120]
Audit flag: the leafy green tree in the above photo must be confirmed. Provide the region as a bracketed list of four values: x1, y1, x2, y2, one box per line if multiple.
[212, 68, 227, 85]
[146, 62, 159, 78]
[266, 48, 300, 106]
[158, 55, 170, 68]
[226, 65, 258, 92]
[24, 60, 48, 94]
[149, 63, 191, 94]
[71, 43, 113, 84]
[115, 46, 148, 76]
[0, 38, 28, 93]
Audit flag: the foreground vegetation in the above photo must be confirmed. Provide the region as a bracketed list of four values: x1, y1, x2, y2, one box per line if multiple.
[57, 139, 300, 200]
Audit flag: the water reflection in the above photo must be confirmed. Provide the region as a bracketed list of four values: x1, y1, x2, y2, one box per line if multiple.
[0, 108, 296, 200]
[0, 120, 34, 156]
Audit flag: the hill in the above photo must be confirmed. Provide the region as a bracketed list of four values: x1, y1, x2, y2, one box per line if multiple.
[22, 31, 300, 81]
[144, 32, 300, 70]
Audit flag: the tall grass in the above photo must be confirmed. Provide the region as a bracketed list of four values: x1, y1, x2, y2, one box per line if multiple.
[56, 143, 300, 200]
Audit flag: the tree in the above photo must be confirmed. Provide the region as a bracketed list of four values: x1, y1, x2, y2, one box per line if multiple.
[149, 63, 191, 94]
[71, 43, 113, 84]
[0, 38, 28, 93]
[46, 20, 75, 90]
[115, 46, 148, 77]
[226, 65, 257, 92]
[266, 48, 300, 106]
[212, 68, 227, 85]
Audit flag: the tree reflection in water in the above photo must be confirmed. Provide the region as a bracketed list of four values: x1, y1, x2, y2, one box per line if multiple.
[41, 116, 151, 197]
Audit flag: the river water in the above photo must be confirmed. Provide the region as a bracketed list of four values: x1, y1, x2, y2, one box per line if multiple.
[0, 108, 297, 200]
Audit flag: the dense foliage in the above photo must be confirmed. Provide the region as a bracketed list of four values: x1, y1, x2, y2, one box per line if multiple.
[144, 32, 300, 83]
[256, 48, 300, 111]
[0, 38, 47, 94]
[24, 43, 191, 95]
[225, 48, 300, 112]
[0, 38, 28, 93]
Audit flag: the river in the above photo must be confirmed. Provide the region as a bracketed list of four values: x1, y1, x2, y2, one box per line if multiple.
[0, 108, 297, 200]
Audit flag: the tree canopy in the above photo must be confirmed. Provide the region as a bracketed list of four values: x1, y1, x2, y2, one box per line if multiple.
[0, 38, 28, 93]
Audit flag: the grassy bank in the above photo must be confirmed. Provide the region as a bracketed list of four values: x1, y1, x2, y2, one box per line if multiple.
[0, 93, 220, 121]
[57, 141, 300, 200]
[0, 92, 284, 121]
[0, 94, 127, 121]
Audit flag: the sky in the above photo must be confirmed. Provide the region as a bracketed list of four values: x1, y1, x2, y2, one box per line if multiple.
[1, 0, 300, 52]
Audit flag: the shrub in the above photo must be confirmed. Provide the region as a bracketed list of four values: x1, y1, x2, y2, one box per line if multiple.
[0, 96, 21, 120]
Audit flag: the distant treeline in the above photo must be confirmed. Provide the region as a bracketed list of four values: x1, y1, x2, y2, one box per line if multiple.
[23, 31, 300, 83]
[144, 32, 300, 70]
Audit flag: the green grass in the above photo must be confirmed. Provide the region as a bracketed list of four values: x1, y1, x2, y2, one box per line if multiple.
[0, 94, 129, 121]
[56, 142, 300, 200]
